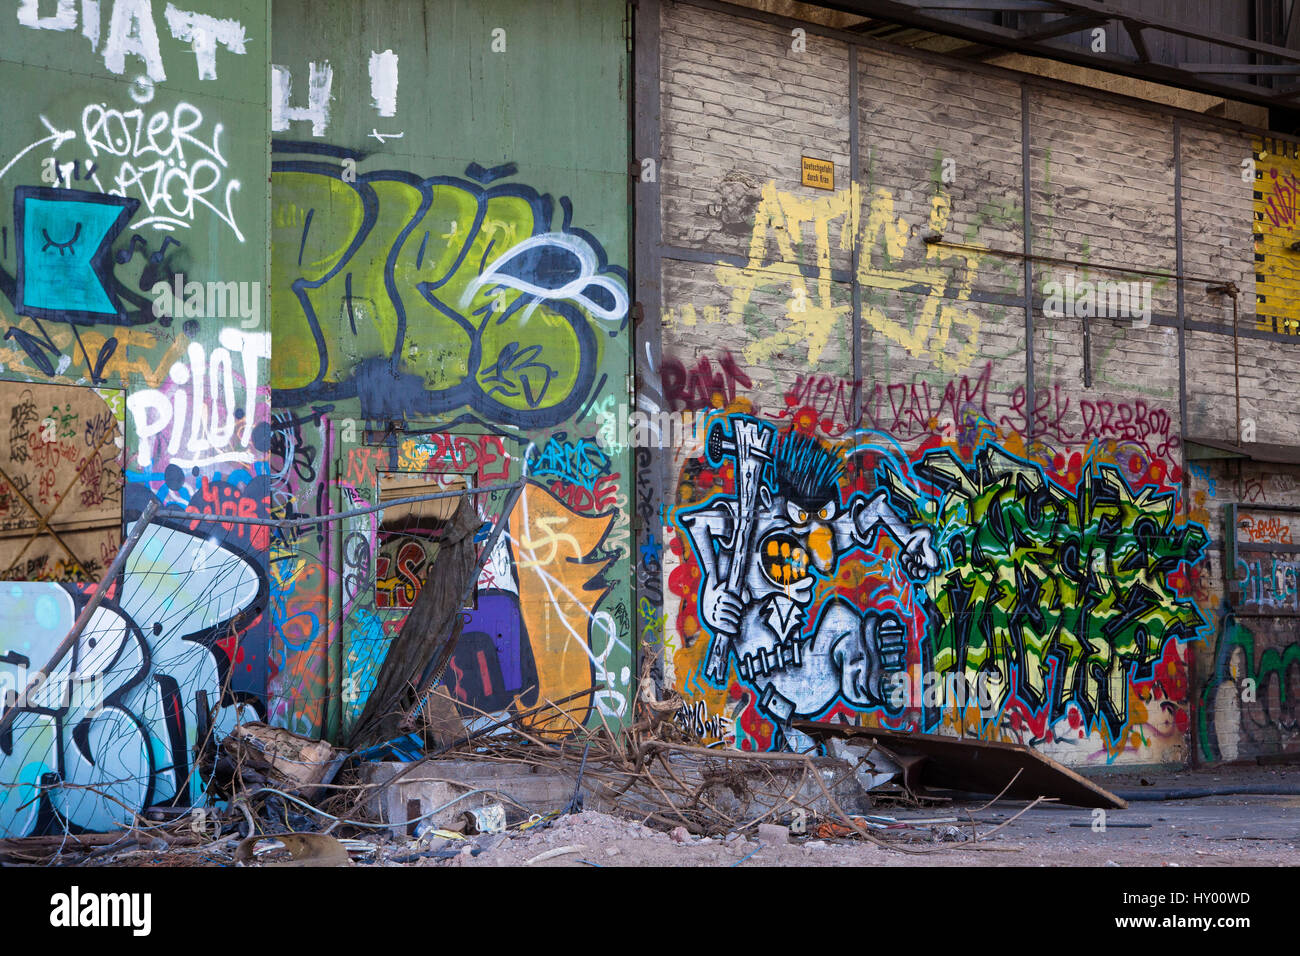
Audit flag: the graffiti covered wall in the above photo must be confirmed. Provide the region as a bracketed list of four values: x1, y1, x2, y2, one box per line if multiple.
[0, 0, 1293, 842]
[0, 0, 270, 835]
[1187, 480, 1300, 763]
[268, 0, 634, 743]
[646, 0, 1273, 767]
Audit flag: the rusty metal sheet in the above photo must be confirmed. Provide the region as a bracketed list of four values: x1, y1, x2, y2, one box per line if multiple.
[795, 720, 1128, 809]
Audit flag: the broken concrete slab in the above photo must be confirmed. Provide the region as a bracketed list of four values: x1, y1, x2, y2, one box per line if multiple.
[220, 722, 340, 794]
[358, 759, 579, 837]
[590, 745, 881, 831]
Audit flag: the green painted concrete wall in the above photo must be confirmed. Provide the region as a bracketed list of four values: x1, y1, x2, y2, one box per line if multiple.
[268, 0, 636, 742]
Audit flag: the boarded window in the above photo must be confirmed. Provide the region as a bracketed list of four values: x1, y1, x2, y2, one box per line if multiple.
[0, 383, 124, 582]
[374, 471, 473, 609]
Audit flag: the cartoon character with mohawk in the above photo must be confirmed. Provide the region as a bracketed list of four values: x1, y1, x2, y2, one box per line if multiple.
[680, 416, 939, 751]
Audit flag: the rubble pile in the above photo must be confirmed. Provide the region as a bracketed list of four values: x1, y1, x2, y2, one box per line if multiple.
[0, 687, 1021, 867]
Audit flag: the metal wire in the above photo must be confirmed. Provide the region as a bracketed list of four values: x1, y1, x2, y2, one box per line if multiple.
[152, 480, 524, 529]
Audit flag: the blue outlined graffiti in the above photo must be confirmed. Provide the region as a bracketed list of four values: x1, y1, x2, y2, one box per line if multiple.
[533, 431, 612, 492]
[670, 412, 1211, 751]
[675, 414, 939, 750]
[271, 147, 629, 429]
[2, 193, 188, 383]
[0, 493, 266, 836]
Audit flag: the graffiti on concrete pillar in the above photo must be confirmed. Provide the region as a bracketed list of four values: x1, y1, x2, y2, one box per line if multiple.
[0, 499, 265, 837]
[271, 156, 629, 428]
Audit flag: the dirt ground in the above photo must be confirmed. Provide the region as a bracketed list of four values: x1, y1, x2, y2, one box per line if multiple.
[381, 804, 1298, 868]
[354, 763, 1300, 868]
[31, 763, 1298, 868]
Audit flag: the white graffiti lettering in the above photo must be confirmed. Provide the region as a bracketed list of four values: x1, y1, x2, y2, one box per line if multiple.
[271, 61, 333, 137]
[79, 100, 243, 239]
[18, 0, 248, 81]
[127, 327, 269, 469]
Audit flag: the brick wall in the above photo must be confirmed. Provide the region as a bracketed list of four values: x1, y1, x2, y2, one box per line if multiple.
[649, 0, 1298, 767]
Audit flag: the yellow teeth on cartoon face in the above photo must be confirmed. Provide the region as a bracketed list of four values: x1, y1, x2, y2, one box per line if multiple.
[760, 532, 812, 586]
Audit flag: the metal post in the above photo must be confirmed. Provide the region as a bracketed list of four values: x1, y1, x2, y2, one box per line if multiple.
[1021, 83, 1035, 438]
[150, 480, 523, 529]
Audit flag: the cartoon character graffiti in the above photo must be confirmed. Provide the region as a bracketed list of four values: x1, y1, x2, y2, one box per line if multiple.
[679, 415, 939, 749]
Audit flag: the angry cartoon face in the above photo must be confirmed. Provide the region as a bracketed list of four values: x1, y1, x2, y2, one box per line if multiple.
[747, 431, 846, 602]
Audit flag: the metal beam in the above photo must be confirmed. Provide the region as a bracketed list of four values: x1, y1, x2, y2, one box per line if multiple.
[914, 0, 1066, 9]
[1177, 63, 1300, 75]
[1124, 20, 1150, 62]
[632, 0, 670, 693]
[1016, 13, 1106, 43]
[815, 0, 1300, 107]
[1047, 0, 1300, 60]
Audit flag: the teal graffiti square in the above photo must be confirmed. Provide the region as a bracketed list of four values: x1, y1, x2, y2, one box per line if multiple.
[15, 187, 138, 324]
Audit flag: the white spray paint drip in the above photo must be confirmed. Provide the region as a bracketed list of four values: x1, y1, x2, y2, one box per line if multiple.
[368, 49, 399, 118]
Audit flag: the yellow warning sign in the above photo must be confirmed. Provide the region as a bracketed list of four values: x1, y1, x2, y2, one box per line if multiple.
[801, 155, 834, 190]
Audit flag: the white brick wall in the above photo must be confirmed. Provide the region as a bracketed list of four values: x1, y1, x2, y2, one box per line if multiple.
[662, 0, 852, 267]
[652, 0, 1300, 768]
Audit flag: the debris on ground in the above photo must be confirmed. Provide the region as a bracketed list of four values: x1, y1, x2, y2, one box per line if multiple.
[217, 722, 342, 798]
[233, 832, 352, 867]
[3, 683, 1292, 868]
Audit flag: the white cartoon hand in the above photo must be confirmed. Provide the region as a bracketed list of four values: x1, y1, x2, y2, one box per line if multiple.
[900, 527, 939, 581]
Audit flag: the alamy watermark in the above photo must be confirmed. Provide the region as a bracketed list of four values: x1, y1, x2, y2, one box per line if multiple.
[887, 670, 1004, 717]
[595, 404, 709, 453]
[1042, 272, 1151, 327]
[151, 273, 261, 328]
[50, 887, 151, 936]
[1, 667, 105, 713]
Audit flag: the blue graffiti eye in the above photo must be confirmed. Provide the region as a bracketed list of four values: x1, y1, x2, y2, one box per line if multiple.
[41, 222, 82, 255]
[496, 242, 583, 288]
[582, 283, 616, 312]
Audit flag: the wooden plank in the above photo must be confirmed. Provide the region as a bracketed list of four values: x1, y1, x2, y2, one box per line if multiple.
[794, 720, 1127, 809]
[0, 382, 123, 582]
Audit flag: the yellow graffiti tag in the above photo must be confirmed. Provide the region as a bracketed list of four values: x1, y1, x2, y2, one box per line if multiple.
[699, 182, 986, 373]
[0, 314, 191, 388]
[716, 181, 856, 366]
[1253, 139, 1300, 336]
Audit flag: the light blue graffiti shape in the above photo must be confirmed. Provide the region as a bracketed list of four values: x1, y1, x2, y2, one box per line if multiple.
[0, 520, 260, 836]
[15, 186, 139, 324]
[464, 231, 630, 325]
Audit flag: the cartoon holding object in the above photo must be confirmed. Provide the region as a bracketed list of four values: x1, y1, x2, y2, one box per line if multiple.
[681, 416, 939, 751]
